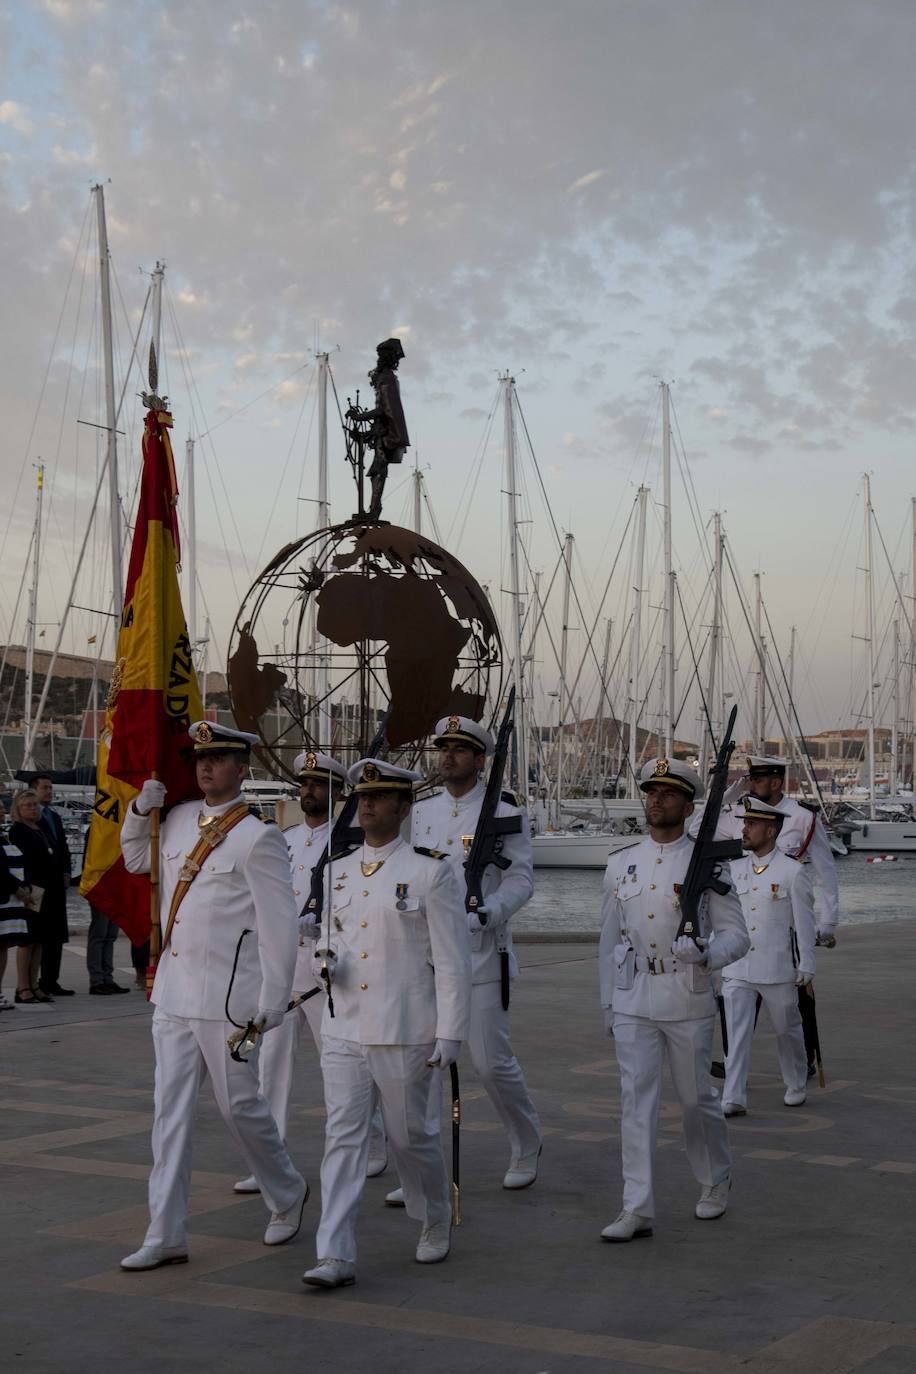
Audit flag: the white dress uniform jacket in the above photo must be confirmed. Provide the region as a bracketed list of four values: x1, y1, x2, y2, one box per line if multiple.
[723, 849, 816, 983]
[287, 818, 331, 991]
[321, 835, 471, 1045]
[121, 796, 298, 1020]
[411, 781, 533, 984]
[688, 795, 839, 936]
[599, 834, 749, 1021]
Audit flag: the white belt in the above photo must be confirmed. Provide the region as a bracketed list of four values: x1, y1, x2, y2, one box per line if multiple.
[634, 955, 680, 975]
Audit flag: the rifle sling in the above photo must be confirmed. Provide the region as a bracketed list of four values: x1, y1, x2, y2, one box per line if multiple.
[161, 803, 252, 949]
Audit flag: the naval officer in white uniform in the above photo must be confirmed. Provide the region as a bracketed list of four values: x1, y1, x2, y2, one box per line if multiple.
[233, 750, 347, 1195]
[689, 755, 839, 944]
[304, 759, 471, 1290]
[721, 796, 816, 1116]
[120, 722, 308, 1271]
[409, 714, 542, 1189]
[598, 757, 749, 1242]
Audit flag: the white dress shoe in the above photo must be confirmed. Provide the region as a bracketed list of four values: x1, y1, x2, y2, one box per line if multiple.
[722, 1101, 746, 1118]
[416, 1221, 451, 1263]
[695, 1176, 731, 1220]
[784, 1087, 807, 1107]
[502, 1144, 542, 1190]
[366, 1149, 388, 1178]
[120, 1243, 188, 1271]
[263, 1181, 309, 1245]
[233, 1174, 261, 1194]
[600, 1210, 653, 1242]
[384, 1186, 406, 1207]
[302, 1258, 356, 1289]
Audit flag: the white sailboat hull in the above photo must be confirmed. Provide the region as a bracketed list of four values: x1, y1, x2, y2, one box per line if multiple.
[531, 832, 639, 869]
[839, 820, 916, 852]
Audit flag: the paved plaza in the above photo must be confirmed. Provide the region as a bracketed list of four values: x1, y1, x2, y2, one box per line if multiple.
[2, 919, 914, 1373]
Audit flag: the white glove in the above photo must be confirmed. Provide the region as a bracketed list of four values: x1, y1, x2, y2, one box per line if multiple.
[298, 913, 319, 939]
[135, 779, 167, 815]
[723, 776, 749, 806]
[603, 1007, 614, 1037]
[672, 935, 708, 965]
[815, 931, 837, 949]
[467, 908, 487, 933]
[426, 1038, 461, 1070]
[313, 948, 337, 989]
[795, 969, 814, 987]
[255, 1007, 285, 1034]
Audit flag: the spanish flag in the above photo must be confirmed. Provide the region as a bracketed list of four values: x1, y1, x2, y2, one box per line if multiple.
[79, 407, 203, 946]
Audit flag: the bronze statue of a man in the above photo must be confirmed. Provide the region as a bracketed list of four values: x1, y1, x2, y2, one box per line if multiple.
[357, 337, 410, 521]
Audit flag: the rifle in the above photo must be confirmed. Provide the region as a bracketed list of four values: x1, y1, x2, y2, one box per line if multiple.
[675, 704, 743, 944]
[463, 688, 523, 1010]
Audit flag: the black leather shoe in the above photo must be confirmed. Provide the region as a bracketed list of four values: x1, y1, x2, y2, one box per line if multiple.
[89, 985, 115, 995]
[107, 983, 131, 994]
[46, 985, 76, 997]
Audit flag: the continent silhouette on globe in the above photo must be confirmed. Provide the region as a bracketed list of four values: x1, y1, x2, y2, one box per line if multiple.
[227, 522, 502, 774]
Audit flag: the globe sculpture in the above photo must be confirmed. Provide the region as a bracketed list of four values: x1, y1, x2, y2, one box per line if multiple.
[227, 521, 504, 779]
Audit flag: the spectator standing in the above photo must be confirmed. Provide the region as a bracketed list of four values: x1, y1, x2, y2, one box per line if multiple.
[86, 905, 131, 995]
[33, 775, 74, 996]
[0, 802, 31, 1009]
[9, 789, 71, 1000]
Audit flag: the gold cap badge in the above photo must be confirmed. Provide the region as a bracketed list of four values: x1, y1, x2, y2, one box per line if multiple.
[196, 722, 213, 744]
[362, 762, 380, 782]
[447, 715, 460, 733]
[306, 751, 317, 770]
[653, 758, 668, 777]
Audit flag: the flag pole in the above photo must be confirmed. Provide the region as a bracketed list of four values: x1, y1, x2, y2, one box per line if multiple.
[147, 775, 161, 997]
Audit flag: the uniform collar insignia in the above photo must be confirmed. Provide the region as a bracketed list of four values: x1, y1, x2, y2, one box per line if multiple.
[361, 859, 384, 877]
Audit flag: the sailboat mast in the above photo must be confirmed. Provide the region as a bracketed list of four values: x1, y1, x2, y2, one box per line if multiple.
[556, 531, 573, 826]
[316, 351, 331, 746]
[698, 512, 722, 778]
[661, 382, 675, 754]
[911, 496, 916, 790]
[754, 572, 766, 750]
[413, 461, 423, 534]
[23, 463, 44, 768]
[891, 617, 899, 798]
[93, 184, 123, 608]
[864, 474, 877, 818]
[503, 373, 528, 794]
[628, 486, 648, 798]
[594, 616, 612, 798]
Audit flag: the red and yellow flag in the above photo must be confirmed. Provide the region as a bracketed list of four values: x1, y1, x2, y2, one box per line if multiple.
[79, 408, 203, 946]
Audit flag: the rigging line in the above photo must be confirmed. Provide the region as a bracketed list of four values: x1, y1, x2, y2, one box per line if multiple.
[0, 528, 35, 728]
[253, 368, 315, 569]
[197, 362, 312, 440]
[669, 396, 711, 568]
[164, 289, 252, 594]
[677, 575, 716, 751]
[872, 506, 914, 640]
[0, 194, 93, 578]
[451, 387, 501, 553]
[563, 492, 639, 718]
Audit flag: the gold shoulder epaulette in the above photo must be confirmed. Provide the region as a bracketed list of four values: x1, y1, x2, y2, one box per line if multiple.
[414, 845, 448, 860]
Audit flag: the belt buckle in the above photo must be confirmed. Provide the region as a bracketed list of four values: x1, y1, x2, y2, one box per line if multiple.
[646, 956, 658, 975]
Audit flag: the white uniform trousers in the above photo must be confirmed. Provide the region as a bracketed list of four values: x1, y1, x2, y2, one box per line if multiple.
[612, 1012, 731, 1218]
[422, 980, 541, 1157]
[316, 1037, 451, 1264]
[257, 993, 324, 1141]
[144, 1009, 305, 1248]
[258, 996, 386, 1151]
[723, 978, 808, 1108]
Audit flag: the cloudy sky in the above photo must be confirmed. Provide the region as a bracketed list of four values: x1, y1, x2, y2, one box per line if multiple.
[3, 0, 916, 745]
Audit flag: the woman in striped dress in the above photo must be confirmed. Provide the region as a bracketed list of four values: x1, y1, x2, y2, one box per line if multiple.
[0, 802, 33, 1009]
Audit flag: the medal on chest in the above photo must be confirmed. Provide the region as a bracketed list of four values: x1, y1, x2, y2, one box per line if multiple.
[395, 882, 409, 910]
